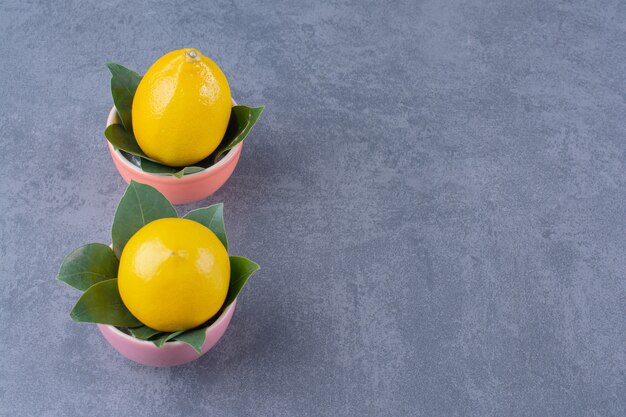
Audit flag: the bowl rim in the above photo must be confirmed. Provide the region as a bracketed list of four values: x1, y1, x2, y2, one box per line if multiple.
[101, 299, 237, 348]
[106, 98, 241, 179]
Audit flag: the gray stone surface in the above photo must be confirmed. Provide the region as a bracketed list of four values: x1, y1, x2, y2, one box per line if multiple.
[1, 0, 625, 415]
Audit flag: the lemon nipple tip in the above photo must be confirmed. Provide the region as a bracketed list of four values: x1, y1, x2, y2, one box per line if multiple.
[185, 49, 200, 62]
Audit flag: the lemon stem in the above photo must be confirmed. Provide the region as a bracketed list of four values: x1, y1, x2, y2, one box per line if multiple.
[185, 49, 201, 62]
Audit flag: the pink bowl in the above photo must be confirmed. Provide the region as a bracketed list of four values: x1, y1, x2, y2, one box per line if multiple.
[97, 300, 236, 367]
[106, 101, 242, 205]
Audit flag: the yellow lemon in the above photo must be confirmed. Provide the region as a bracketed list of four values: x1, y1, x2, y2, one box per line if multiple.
[118, 218, 230, 332]
[132, 48, 232, 166]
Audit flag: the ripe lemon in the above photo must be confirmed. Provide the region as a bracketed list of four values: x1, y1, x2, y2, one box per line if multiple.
[118, 218, 230, 332]
[132, 48, 232, 166]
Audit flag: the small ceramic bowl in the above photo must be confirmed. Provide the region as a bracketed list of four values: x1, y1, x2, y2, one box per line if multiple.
[106, 100, 242, 205]
[97, 300, 236, 367]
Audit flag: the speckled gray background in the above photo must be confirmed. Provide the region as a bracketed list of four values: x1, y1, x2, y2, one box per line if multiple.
[1, 0, 625, 416]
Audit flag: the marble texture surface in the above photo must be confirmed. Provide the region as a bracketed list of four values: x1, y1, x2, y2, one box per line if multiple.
[1, 0, 625, 415]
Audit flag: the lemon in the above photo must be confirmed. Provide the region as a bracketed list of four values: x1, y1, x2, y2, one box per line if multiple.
[132, 48, 232, 166]
[118, 218, 230, 332]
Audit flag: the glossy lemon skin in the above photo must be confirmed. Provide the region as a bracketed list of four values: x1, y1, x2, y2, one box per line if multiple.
[118, 218, 230, 332]
[132, 48, 232, 167]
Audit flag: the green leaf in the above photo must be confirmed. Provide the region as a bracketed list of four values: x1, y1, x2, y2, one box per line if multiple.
[70, 279, 142, 327]
[104, 123, 150, 160]
[111, 181, 178, 257]
[173, 327, 207, 354]
[106, 63, 142, 133]
[57, 243, 119, 291]
[183, 204, 228, 250]
[181, 166, 207, 175]
[129, 325, 163, 340]
[139, 158, 185, 178]
[211, 106, 265, 162]
[138, 158, 206, 179]
[152, 330, 184, 348]
[225, 256, 260, 307]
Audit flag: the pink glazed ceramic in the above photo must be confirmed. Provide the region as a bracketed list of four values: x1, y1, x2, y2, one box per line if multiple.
[97, 300, 236, 367]
[106, 100, 242, 205]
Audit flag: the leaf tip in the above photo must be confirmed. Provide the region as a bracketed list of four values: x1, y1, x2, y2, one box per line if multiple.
[180, 338, 203, 354]
[244, 258, 261, 272]
[69, 308, 80, 322]
[56, 273, 68, 285]
[105, 62, 118, 74]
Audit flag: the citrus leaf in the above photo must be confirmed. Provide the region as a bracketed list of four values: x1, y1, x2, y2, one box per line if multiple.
[111, 181, 177, 257]
[70, 279, 142, 327]
[173, 327, 207, 353]
[57, 243, 119, 291]
[129, 325, 163, 340]
[212, 106, 264, 162]
[225, 256, 259, 307]
[139, 158, 184, 178]
[138, 158, 205, 179]
[104, 123, 150, 160]
[181, 166, 207, 176]
[183, 204, 228, 250]
[106, 63, 142, 133]
[152, 330, 184, 348]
